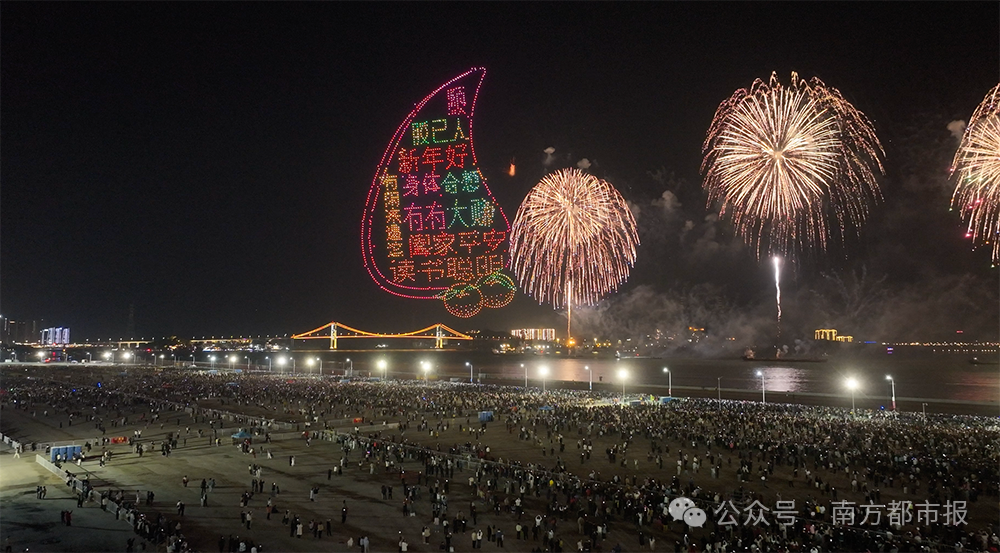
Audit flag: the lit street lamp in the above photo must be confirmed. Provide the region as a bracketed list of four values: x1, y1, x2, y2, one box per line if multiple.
[266, 356, 271, 371]
[159, 354, 165, 366]
[846, 378, 859, 411]
[756, 370, 765, 404]
[229, 355, 237, 371]
[244, 356, 250, 371]
[465, 361, 473, 384]
[885, 375, 896, 411]
[209, 355, 216, 369]
[317, 357, 322, 375]
[86, 352, 93, 362]
[277, 357, 286, 372]
[378, 359, 387, 379]
[37, 351, 46, 362]
[346, 358, 353, 376]
[538, 366, 549, 392]
[663, 367, 671, 397]
[421, 361, 431, 383]
[618, 368, 628, 402]
[103, 352, 112, 362]
[584, 366, 592, 391]
[521, 363, 526, 388]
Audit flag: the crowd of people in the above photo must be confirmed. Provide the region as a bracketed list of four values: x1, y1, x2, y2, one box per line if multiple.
[1, 365, 998, 552]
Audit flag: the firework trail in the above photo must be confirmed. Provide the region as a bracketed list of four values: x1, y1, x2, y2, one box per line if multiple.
[509, 168, 639, 338]
[773, 255, 782, 336]
[701, 72, 885, 260]
[950, 83, 1000, 265]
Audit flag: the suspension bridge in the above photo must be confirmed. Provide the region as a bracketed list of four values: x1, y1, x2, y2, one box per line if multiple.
[290, 322, 473, 349]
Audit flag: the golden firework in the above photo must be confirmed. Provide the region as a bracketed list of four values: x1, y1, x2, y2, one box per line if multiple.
[701, 72, 884, 259]
[950, 83, 1000, 265]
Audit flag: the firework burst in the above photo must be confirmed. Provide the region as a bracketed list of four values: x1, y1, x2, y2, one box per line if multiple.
[701, 72, 885, 259]
[950, 83, 1000, 265]
[509, 168, 639, 334]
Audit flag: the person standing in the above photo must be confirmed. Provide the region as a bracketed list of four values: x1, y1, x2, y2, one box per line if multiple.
[341, 501, 348, 523]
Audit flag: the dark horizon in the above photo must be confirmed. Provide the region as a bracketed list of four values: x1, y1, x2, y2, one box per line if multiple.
[3, 3, 999, 344]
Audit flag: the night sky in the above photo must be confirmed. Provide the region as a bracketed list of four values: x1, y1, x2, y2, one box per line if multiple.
[3, 3, 999, 343]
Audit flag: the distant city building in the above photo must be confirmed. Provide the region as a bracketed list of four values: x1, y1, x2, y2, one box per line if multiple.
[2, 317, 42, 344]
[41, 327, 71, 346]
[814, 329, 853, 342]
[511, 328, 556, 342]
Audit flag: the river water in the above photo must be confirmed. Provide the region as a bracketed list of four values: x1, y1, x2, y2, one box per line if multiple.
[296, 348, 1000, 409]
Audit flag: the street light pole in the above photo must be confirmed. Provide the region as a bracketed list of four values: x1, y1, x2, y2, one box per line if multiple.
[717, 377, 721, 409]
[585, 366, 592, 391]
[922, 402, 927, 419]
[378, 359, 387, 380]
[846, 378, 858, 411]
[757, 370, 765, 404]
[266, 357, 271, 372]
[618, 369, 627, 402]
[318, 358, 323, 376]
[663, 367, 671, 397]
[521, 364, 526, 388]
[466, 362, 473, 384]
[539, 366, 548, 392]
[886, 375, 896, 411]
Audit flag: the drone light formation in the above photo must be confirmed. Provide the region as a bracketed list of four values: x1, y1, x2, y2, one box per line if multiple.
[950, 83, 1000, 266]
[701, 72, 885, 260]
[509, 168, 639, 336]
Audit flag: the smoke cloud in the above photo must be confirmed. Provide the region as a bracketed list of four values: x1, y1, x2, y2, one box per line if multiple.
[947, 120, 967, 141]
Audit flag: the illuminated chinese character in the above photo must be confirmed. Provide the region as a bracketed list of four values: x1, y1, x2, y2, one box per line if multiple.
[411, 121, 430, 146]
[475, 254, 502, 277]
[445, 144, 468, 170]
[386, 209, 402, 225]
[712, 502, 739, 526]
[446, 257, 474, 282]
[470, 198, 495, 227]
[402, 174, 421, 197]
[742, 500, 770, 526]
[387, 224, 402, 242]
[390, 259, 415, 281]
[830, 501, 856, 526]
[773, 500, 796, 527]
[422, 147, 444, 172]
[398, 149, 419, 174]
[404, 204, 424, 232]
[461, 169, 481, 192]
[387, 241, 404, 259]
[409, 234, 432, 257]
[458, 231, 480, 254]
[431, 119, 449, 144]
[448, 200, 469, 228]
[446, 87, 466, 116]
[425, 202, 446, 231]
[482, 229, 505, 251]
[431, 232, 456, 256]
[419, 259, 445, 281]
[441, 172, 460, 194]
[381, 173, 398, 191]
[384, 191, 400, 210]
[452, 120, 467, 142]
[422, 173, 441, 195]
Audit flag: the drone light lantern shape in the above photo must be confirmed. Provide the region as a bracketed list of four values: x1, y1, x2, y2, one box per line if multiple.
[361, 67, 513, 317]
